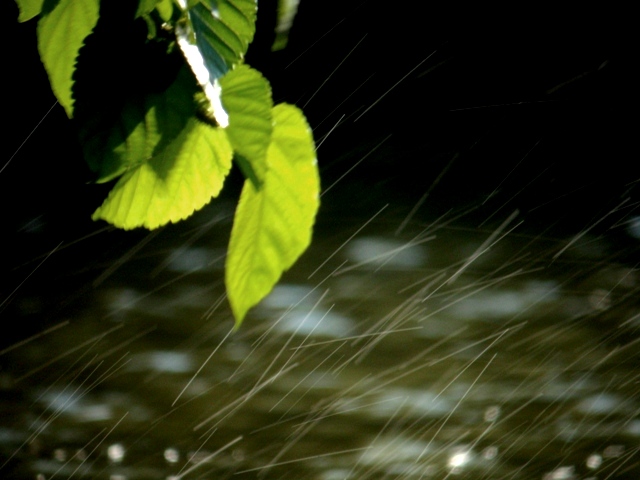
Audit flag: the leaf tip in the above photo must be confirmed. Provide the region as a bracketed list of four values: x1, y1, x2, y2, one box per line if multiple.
[229, 299, 248, 330]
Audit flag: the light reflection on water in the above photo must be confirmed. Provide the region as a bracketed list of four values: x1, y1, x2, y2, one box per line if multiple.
[1, 205, 640, 479]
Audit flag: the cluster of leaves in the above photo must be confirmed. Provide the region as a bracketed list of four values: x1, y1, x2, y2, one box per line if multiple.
[15, 0, 319, 327]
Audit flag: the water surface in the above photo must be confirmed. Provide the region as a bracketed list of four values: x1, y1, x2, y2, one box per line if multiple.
[2, 200, 639, 479]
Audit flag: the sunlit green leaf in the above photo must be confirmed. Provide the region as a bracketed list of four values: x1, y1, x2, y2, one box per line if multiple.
[92, 122, 233, 229]
[15, 0, 45, 22]
[37, 0, 99, 117]
[220, 64, 273, 186]
[79, 68, 197, 183]
[226, 103, 319, 326]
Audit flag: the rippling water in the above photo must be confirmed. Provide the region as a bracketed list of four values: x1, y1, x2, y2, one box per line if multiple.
[2, 198, 639, 479]
[3, 2, 636, 477]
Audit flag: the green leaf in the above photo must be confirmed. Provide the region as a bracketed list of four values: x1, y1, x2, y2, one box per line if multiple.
[15, 0, 45, 22]
[226, 103, 320, 326]
[220, 65, 273, 186]
[188, 0, 257, 78]
[134, 0, 173, 21]
[176, 0, 257, 125]
[272, 0, 300, 51]
[37, 0, 99, 117]
[79, 68, 198, 183]
[135, 0, 161, 18]
[155, 0, 174, 22]
[92, 122, 233, 229]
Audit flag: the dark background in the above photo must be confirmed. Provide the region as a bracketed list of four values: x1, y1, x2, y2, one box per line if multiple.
[2, 1, 637, 283]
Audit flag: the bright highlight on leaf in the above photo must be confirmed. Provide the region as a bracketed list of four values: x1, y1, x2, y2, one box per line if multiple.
[92, 122, 233, 230]
[36, 0, 99, 118]
[176, 31, 229, 128]
[226, 104, 320, 326]
[176, 0, 258, 127]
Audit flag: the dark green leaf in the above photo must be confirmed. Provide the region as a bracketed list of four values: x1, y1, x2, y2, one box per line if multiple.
[79, 68, 197, 183]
